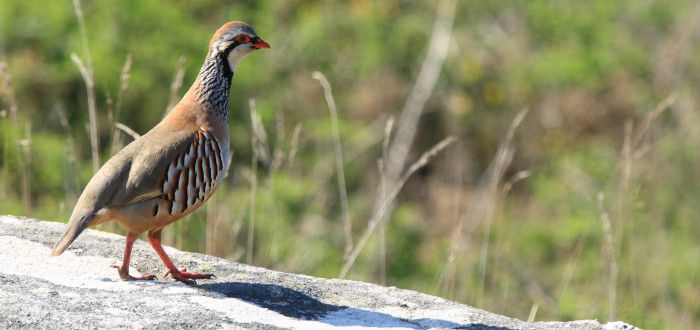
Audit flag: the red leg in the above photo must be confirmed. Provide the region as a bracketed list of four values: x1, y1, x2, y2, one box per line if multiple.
[147, 229, 214, 284]
[112, 232, 156, 281]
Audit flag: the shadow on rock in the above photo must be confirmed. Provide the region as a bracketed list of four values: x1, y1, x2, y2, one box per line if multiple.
[197, 281, 508, 329]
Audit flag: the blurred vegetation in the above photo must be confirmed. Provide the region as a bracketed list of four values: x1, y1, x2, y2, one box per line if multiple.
[1, 0, 700, 328]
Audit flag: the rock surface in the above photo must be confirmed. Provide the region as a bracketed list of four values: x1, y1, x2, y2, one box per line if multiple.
[0, 216, 635, 329]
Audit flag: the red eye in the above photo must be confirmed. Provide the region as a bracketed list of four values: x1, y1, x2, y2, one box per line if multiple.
[234, 35, 251, 43]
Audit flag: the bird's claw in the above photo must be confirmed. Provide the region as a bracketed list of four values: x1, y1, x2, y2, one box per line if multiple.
[112, 265, 156, 281]
[164, 268, 215, 284]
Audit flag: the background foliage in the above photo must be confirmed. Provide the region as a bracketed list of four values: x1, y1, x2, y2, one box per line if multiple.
[2, 1, 700, 328]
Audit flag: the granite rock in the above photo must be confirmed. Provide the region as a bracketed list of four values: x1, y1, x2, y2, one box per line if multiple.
[0, 215, 636, 330]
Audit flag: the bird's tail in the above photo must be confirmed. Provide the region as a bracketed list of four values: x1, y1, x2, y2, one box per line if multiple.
[51, 213, 94, 256]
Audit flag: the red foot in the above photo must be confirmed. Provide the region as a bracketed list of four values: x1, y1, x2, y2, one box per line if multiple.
[112, 265, 156, 281]
[164, 268, 214, 284]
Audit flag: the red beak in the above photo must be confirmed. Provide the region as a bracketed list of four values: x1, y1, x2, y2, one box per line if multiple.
[252, 38, 270, 50]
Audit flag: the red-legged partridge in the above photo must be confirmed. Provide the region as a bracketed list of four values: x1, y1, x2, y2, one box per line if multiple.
[51, 22, 269, 283]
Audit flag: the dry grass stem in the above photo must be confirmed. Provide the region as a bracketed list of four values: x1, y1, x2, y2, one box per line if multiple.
[269, 112, 286, 172]
[476, 108, 528, 304]
[54, 105, 82, 197]
[434, 143, 466, 297]
[434, 108, 528, 302]
[339, 136, 456, 278]
[384, 0, 456, 185]
[556, 226, 590, 303]
[0, 62, 32, 215]
[288, 123, 302, 168]
[247, 99, 260, 265]
[71, 0, 93, 72]
[612, 93, 676, 320]
[312, 71, 353, 259]
[70, 53, 100, 173]
[503, 257, 556, 309]
[19, 122, 32, 215]
[115, 54, 132, 120]
[307, 119, 385, 206]
[354, 0, 455, 276]
[205, 193, 239, 257]
[165, 56, 186, 114]
[205, 196, 219, 255]
[631, 92, 677, 150]
[228, 203, 249, 261]
[114, 122, 141, 140]
[377, 117, 394, 284]
[598, 193, 617, 321]
[71, 0, 100, 173]
[501, 170, 531, 199]
[110, 54, 132, 155]
[249, 100, 272, 166]
[0, 62, 19, 122]
[527, 304, 539, 322]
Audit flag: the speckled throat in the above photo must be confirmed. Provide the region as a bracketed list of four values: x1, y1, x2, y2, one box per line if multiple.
[194, 53, 233, 121]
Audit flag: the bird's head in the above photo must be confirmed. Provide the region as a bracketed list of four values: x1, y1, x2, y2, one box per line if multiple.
[208, 21, 270, 71]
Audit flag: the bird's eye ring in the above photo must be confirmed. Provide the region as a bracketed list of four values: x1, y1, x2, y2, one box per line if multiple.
[234, 35, 251, 43]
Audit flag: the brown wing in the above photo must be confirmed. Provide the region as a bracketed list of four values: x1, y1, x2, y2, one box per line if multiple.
[68, 126, 226, 228]
[65, 127, 194, 226]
